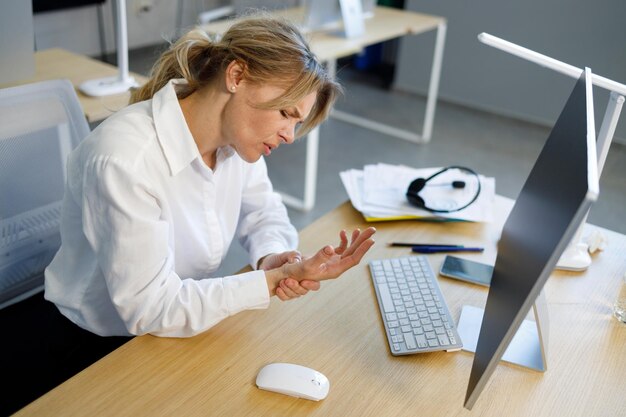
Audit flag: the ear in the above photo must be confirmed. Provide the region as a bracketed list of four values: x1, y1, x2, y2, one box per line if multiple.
[225, 60, 245, 91]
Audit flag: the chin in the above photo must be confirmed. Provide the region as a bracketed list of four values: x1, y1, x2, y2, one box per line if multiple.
[237, 150, 263, 164]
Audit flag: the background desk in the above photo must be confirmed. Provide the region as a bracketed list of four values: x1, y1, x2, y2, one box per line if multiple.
[17, 196, 626, 416]
[0, 48, 146, 123]
[203, 6, 447, 211]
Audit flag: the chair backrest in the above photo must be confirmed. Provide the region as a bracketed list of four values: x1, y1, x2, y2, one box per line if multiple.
[0, 79, 89, 309]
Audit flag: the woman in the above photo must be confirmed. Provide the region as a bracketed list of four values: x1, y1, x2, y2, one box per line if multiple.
[44, 14, 376, 339]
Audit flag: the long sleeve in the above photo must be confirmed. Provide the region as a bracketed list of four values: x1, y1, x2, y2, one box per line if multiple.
[236, 157, 298, 270]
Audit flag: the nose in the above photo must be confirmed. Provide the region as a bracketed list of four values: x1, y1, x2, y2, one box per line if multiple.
[281, 124, 297, 145]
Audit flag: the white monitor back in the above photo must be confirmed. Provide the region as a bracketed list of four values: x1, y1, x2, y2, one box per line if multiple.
[302, 0, 343, 33]
[302, 0, 368, 36]
[362, 0, 376, 18]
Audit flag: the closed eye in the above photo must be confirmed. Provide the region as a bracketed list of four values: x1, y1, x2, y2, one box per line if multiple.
[280, 109, 304, 129]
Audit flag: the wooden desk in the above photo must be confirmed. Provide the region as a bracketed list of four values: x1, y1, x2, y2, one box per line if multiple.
[203, 6, 447, 211]
[17, 196, 626, 416]
[0, 48, 147, 123]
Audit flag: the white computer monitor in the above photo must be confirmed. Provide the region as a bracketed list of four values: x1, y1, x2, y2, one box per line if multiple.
[464, 68, 599, 409]
[302, 0, 342, 32]
[302, 0, 368, 37]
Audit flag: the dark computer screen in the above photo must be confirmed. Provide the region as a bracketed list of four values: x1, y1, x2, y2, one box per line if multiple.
[464, 68, 599, 409]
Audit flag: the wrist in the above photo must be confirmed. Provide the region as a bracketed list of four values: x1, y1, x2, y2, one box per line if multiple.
[265, 266, 288, 296]
[257, 253, 273, 270]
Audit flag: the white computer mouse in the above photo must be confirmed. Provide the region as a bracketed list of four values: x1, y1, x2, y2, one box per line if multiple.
[255, 362, 330, 401]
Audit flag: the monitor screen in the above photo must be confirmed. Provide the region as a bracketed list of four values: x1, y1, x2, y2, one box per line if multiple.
[464, 68, 599, 409]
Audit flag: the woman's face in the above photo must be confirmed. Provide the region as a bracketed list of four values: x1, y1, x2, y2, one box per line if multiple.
[222, 81, 317, 163]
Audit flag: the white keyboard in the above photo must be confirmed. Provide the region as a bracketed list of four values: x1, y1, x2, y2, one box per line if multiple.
[369, 255, 463, 355]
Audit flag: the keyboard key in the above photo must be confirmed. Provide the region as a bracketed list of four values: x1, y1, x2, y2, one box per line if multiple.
[378, 285, 395, 313]
[438, 335, 450, 346]
[404, 333, 417, 350]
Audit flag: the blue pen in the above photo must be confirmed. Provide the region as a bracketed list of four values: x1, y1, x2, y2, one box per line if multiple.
[412, 246, 484, 254]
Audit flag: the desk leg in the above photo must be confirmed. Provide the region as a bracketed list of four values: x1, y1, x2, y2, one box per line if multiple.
[423, 22, 447, 142]
[330, 22, 447, 144]
[278, 124, 319, 211]
[276, 60, 336, 211]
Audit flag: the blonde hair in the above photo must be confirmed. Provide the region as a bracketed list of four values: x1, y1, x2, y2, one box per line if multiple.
[130, 13, 342, 137]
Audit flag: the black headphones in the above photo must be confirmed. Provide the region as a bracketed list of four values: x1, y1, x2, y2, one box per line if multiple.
[406, 166, 481, 213]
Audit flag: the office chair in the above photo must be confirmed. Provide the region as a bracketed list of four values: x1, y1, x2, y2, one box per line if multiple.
[0, 79, 89, 310]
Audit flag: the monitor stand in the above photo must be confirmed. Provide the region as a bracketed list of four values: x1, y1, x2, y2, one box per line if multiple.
[457, 289, 549, 372]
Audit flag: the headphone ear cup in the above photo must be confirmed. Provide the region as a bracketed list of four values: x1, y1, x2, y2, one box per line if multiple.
[406, 191, 426, 208]
[408, 177, 427, 193]
[407, 177, 427, 208]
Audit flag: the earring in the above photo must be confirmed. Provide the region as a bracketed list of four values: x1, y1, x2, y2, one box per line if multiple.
[230, 86, 236, 92]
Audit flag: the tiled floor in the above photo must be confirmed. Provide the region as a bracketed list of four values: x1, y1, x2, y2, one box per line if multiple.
[122, 44, 626, 275]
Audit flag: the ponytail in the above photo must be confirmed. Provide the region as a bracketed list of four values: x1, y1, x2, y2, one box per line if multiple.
[131, 31, 227, 103]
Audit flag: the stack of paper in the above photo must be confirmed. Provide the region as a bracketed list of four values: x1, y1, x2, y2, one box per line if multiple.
[340, 163, 495, 222]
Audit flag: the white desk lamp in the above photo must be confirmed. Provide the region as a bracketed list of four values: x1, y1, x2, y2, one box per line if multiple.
[79, 0, 138, 96]
[478, 33, 626, 271]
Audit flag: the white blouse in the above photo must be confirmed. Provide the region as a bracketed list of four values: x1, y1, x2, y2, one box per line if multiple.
[45, 79, 298, 337]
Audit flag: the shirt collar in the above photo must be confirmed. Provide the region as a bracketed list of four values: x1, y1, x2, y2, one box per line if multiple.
[152, 79, 200, 176]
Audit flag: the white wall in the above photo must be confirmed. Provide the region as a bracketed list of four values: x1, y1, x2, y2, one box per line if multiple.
[394, 0, 626, 144]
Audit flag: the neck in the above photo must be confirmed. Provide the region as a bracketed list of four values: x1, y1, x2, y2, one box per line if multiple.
[179, 86, 228, 169]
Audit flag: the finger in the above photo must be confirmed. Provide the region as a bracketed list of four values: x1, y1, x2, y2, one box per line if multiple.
[276, 287, 290, 301]
[279, 279, 300, 298]
[287, 250, 302, 264]
[342, 227, 376, 258]
[305, 245, 336, 277]
[284, 278, 309, 296]
[325, 237, 376, 276]
[351, 228, 360, 244]
[300, 280, 321, 291]
[343, 237, 376, 267]
[335, 230, 348, 255]
[306, 245, 335, 266]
